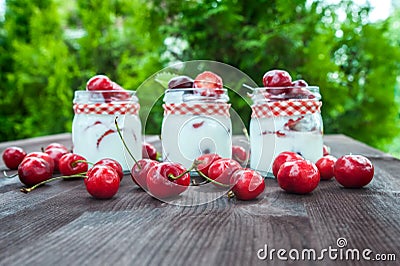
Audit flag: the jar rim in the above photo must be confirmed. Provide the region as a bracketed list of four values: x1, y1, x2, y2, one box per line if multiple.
[252, 86, 319, 91]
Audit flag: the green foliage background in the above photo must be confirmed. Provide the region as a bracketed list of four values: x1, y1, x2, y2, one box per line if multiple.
[1, 0, 400, 156]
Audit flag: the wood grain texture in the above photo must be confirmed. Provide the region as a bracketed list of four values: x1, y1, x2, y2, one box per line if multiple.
[0, 134, 398, 266]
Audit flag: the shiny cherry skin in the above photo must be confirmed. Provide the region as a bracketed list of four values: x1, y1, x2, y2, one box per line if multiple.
[208, 158, 241, 186]
[193, 71, 224, 97]
[142, 143, 158, 161]
[131, 159, 159, 190]
[2, 146, 27, 170]
[168, 75, 194, 89]
[316, 155, 337, 180]
[334, 155, 374, 188]
[232, 145, 248, 165]
[44, 143, 69, 153]
[272, 151, 304, 178]
[262, 69, 292, 95]
[95, 158, 123, 180]
[291, 79, 308, 87]
[230, 168, 265, 200]
[18, 157, 53, 187]
[86, 75, 114, 91]
[196, 153, 222, 176]
[277, 160, 320, 194]
[84, 165, 120, 199]
[45, 148, 68, 171]
[146, 162, 190, 199]
[58, 153, 88, 176]
[25, 152, 55, 174]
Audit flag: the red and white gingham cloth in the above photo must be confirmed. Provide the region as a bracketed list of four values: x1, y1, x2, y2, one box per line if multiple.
[252, 100, 322, 118]
[73, 103, 140, 115]
[163, 103, 231, 117]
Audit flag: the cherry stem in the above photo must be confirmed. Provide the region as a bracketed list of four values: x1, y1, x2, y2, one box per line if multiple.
[168, 161, 199, 180]
[114, 117, 141, 169]
[3, 170, 18, 178]
[195, 167, 231, 188]
[72, 160, 93, 167]
[20, 173, 87, 193]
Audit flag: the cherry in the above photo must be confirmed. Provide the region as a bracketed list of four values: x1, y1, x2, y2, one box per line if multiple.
[25, 152, 55, 173]
[196, 153, 222, 176]
[58, 153, 88, 176]
[84, 165, 120, 199]
[291, 79, 308, 87]
[142, 143, 158, 161]
[207, 158, 241, 186]
[2, 146, 27, 170]
[18, 157, 53, 187]
[45, 148, 68, 171]
[262, 70, 292, 95]
[323, 145, 330, 156]
[315, 155, 337, 180]
[168, 75, 194, 89]
[131, 159, 159, 190]
[44, 143, 69, 153]
[95, 158, 123, 180]
[86, 75, 114, 91]
[334, 155, 374, 188]
[146, 162, 190, 199]
[232, 145, 248, 165]
[193, 71, 224, 96]
[277, 160, 320, 194]
[230, 168, 265, 200]
[272, 151, 304, 178]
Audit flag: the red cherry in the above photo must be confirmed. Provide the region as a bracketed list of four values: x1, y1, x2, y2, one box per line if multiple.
[18, 157, 53, 187]
[208, 158, 241, 186]
[45, 148, 68, 171]
[277, 160, 320, 194]
[193, 71, 224, 96]
[334, 155, 374, 188]
[146, 162, 190, 199]
[232, 145, 248, 165]
[262, 69, 292, 96]
[196, 153, 222, 176]
[230, 168, 265, 200]
[58, 153, 88, 176]
[44, 143, 69, 153]
[84, 165, 120, 199]
[131, 159, 159, 190]
[315, 155, 337, 180]
[86, 75, 114, 91]
[2, 146, 27, 170]
[323, 145, 330, 156]
[25, 152, 55, 174]
[95, 158, 123, 180]
[142, 143, 157, 161]
[272, 151, 304, 178]
[168, 76, 194, 89]
[291, 79, 308, 87]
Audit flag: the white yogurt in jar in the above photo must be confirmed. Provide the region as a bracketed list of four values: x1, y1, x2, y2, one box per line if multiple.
[249, 86, 323, 176]
[72, 90, 142, 171]
[161, 89, 232, 169]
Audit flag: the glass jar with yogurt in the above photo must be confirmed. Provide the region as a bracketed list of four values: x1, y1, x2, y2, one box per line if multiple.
[161, 88, 232, 169]
[249, 86, 323, 176]
[72, 90, 142, 171]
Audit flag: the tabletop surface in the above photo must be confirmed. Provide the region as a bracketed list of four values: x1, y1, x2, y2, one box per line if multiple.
[0, 134, 399, 266]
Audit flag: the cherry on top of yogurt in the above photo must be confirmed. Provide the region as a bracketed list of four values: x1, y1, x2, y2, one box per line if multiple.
[168, 75, 194, 89]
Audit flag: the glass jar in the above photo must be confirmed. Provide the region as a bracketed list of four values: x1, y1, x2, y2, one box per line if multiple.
[249, 86, 323, 176]
[161, 88, 232, 169]
[72, 90, 142, 171]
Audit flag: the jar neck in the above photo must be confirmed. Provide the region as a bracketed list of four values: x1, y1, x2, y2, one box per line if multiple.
[73, 90, 138, 104]
[250, 86, 320, 104]
[163, 88, 229, 104]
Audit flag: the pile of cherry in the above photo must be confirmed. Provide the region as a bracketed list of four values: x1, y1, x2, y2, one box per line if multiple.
[2, 141, 374, 201]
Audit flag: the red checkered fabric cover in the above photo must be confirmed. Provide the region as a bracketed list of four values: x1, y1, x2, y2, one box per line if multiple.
[251, 100, 322, 118]
[73, 103, 140, 115]
[163, 103, 231, 117]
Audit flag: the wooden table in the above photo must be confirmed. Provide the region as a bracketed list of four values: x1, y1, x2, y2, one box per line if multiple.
[0, 134, 398, 265]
